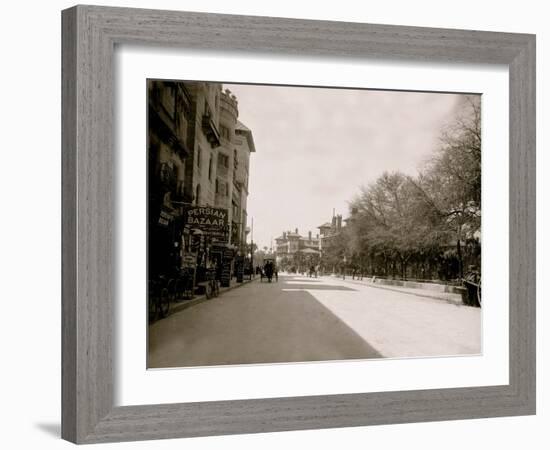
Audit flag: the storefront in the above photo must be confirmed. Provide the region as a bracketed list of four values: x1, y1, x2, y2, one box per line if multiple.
[182, 205, 232, 288]
[149, 201, 183, 279]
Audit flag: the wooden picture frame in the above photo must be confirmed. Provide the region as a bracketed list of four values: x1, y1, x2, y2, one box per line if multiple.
[61, 5, 536, 444]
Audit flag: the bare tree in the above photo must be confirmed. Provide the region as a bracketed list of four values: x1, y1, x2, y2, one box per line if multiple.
[343, 95, 481, 281]
[420, 96, 481, 277]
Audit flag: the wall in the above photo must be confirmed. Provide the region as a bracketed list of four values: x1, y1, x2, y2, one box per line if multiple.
[187, 81, 223, 206]
[0, 1, 546, 449]
[233, 123, 253, 246]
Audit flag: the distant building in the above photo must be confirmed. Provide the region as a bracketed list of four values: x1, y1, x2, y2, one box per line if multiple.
[317, 214, 344, 253]
[274, 228, 321, 269]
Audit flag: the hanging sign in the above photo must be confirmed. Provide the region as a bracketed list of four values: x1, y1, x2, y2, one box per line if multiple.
[184, 206, 229, 239]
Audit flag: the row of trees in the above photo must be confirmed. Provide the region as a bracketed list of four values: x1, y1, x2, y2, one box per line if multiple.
[322, 96, 481, 282]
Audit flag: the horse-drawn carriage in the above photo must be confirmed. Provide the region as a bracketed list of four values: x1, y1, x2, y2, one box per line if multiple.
[260, 258, 278, 283]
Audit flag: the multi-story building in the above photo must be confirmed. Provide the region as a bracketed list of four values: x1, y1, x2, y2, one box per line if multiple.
[274, 228, 320, 270]
[317, 214, 343, 253]
[232, 120, 256, 250]
[183, 81, 223, 208]
[216, 89, 256, 251]
[147, 81, 256, 279]
[317, 213, 354, 274]
[147, 80, 194, 277]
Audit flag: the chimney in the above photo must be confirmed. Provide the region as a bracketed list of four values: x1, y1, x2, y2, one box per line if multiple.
[332, 216, 336, 227]
[337, 215, 342, 229]
[283, 232, 287, 239]
[308, 231, 312, 241]
[316, 233, 319, 239]
[295, 228, 298, 234]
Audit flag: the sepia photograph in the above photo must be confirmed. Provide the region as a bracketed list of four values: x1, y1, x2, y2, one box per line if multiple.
[146, 79, 482, 369]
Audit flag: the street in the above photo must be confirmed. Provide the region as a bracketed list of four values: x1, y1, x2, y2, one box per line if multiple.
[148, 274, 481, 368]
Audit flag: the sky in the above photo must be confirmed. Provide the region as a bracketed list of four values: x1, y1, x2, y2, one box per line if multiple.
[225, 83, 467, 251]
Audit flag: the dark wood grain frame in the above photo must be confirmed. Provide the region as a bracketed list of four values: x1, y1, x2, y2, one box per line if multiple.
[62, 5, 536, 444]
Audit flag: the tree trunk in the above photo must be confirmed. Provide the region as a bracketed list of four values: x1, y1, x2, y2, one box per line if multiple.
[457, 238, 463, 279]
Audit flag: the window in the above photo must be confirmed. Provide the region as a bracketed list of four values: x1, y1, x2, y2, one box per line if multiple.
[175, 92, 189, 138]
[196, 146, 201, 168]
[215, 179, 230, 197]
[220, 125, 231, 141]
[159, 83, 176, 118]
[215, 180, 229, 197]
[195, 184, 201, 205]
[158, 162, 176, 190]
[208, 154, 213, 181]
[218, 153, 229, 169]
[176, 180, 185, 198]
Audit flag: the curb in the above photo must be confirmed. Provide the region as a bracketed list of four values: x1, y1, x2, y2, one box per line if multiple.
[329, 277, 466, 306]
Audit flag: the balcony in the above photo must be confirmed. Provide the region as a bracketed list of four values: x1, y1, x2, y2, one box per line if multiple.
[201, 113, 221, 148]
[158, 163, 177, 190]
[149, 88, 190, 158]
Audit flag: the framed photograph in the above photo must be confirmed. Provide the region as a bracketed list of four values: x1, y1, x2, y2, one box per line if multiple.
[62, 5, 536, 444]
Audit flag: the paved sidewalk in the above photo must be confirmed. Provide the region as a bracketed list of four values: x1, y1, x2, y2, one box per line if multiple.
[326, 276, 465, 305]
[167, 276, 257, 317]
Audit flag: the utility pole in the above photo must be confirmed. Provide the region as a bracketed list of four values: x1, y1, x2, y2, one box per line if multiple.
[250, 217, 254, 276]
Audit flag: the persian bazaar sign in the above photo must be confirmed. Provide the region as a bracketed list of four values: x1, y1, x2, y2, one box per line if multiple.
[185, 206, 228, 234]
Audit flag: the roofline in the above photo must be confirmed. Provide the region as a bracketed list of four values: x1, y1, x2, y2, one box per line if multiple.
[236, 121, 256, 153]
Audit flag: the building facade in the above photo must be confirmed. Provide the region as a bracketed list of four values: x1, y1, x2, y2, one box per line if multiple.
[317, 214, 344, 254]
[316, 214, 346, 274]
[147, 80, 256, 282]
[274, 228, 321, 271]
[147, 80, 194, 278]
[232, 120, 255, 250]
